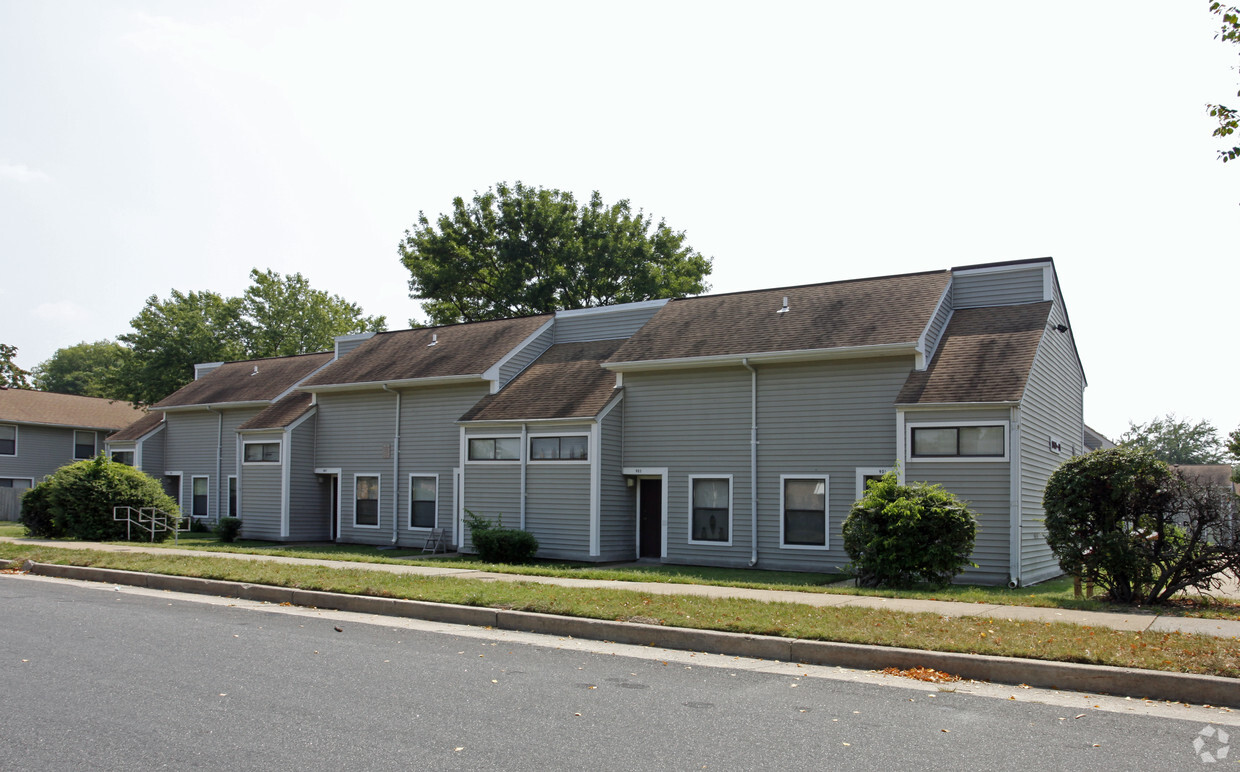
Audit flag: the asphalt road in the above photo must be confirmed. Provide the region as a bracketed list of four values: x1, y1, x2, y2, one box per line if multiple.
[0, 575, 1233, 771]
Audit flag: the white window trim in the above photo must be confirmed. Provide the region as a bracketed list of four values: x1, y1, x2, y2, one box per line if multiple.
[687, 474, 733, 547]
[779, 474, 830, 551]
[855, 467, 892, 500]
[905, 420, 1010, 463]
[190, 475, 210, 519]
[242, 438, 283, 465]
[353, 473, 382, 529]
[406, 472, 438, 530]
[465, 434, 523, 464]
[0, 423, 17, 456]
[73, 430, 96, 460]
[527, 431, 591, 464]
[226, 475, 238, 519]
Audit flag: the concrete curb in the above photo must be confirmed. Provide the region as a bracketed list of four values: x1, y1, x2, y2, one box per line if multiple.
[4, 558, 1236, 708]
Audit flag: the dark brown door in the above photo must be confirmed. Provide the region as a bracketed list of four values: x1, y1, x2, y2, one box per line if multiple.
[639, 478, 662, 558]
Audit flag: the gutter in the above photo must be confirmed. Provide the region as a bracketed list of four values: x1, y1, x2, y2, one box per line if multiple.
[382, 385, 401, 545]
[741, 359, 758, 567]
[603, 342, 920, 373]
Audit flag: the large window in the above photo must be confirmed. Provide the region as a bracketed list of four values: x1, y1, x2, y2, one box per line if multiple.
[191, 476, 209, 519]
[911, 425, 1005, 459]
[689, 476, 731, 545]
[468, 437, 520, 461]
[355, 474, 380, 527]
[781, 476, 828, 549]
[243, 441, 281, 463]
[0, 478, 32, 490]
[74, 430, 96, 459]
[0, 425, 15, 456]
[530, 435, 588, 461]
[111, 450, 135, 466]
[409, 475, 437, 529]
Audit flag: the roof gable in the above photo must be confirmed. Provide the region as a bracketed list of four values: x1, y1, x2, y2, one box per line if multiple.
[238, 392, 315, 430]
[107, 411, 165, 442]
[460, 340, 623, 422]
[0, 388, 146, 430]
[153, 352, 334, 408]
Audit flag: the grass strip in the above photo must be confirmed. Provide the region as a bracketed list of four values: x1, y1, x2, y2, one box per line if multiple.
[3, 542, 1237, 679]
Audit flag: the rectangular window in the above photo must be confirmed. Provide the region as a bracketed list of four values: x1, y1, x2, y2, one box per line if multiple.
[0, 478, 33, 490]
[855, 467, 892, 500]
[0, 424, 15, 455]
[529, 435, 588, 461]
[228, 476, 238, 517]
[911, 425, 1005, 458]
[467, 437, 520, 461]
[781, 476, 828, 549]
[74, 430, 96, 459]
[111, 450, 135, 466]
[409, 475, 436, 529]
[689, 476, 731, 545]
[243, 441, 281, 463]
[191, 476, 209, 518]
[355, 474, 380, 527]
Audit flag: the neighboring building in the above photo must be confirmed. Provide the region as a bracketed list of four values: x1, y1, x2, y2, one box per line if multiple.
[108, 257, 1086, 585]
[0, 388, 146, 518]
[1083, 425, 1116, 451]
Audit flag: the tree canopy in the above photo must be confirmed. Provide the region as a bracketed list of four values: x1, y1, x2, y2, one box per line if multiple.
[399, 181, 712, 326]
[0, 343, 30, 389]
[240, 269, 386, 358]
[31, 340, 130, 399]
[1119, 414, 1227, 465]
[1208, 2, 1240, 162]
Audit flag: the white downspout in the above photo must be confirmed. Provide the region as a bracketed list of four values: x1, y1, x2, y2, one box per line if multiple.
[519, 423, 528, 530]
[742, 359, 759, 567]
[382, 385, 401, 544]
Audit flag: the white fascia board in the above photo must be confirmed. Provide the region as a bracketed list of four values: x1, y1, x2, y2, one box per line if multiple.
[480, 318, 555, 384]
[236, 427, 284, 437]
[158, 401, 270, 412]
[553, 298, 669, 318]
[458, 415, 599, 427]
[272, 358, 339, 403]
[915, 282, 953, 372]
[602, 342, 919, 372]
[951, 259, 1052, 277]
[596, 391, 623, 422]
[299, 374, 483, 393]
[6, 418, 144, 432]
[283, 406, 318, 433]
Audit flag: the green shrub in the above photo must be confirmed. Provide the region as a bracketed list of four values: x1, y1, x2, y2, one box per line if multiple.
[20, 455, 180, 542]
[214, 517, 242, 543]
[841, 471, 978, 588]
[465, 510, 540, 564]
[1043, 447, 1240, 604]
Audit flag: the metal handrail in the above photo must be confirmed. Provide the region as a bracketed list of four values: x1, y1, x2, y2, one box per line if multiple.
[112, 506, 189, 543]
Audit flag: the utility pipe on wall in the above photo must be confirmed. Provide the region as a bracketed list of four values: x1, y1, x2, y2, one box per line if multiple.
[741, 359, 758, 567]
[207, 406, 222, 523]
[520, 423, 528, 530]
[382, 385, 401, 544]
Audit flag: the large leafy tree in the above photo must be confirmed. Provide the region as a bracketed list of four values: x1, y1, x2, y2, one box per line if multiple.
[240, 269, 386, 358]
[0, 343, 30, 389]
[32, 340, 130, 399]
[1208, 3, 1240, 162]
[1119, 414, 1226, 465]
[399, 181, 712, 325]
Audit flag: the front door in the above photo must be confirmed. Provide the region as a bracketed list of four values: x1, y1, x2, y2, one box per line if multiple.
[638, 478, 662, 558]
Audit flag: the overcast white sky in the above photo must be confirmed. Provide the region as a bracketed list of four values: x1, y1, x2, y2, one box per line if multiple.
[1, 1, 1236, 444]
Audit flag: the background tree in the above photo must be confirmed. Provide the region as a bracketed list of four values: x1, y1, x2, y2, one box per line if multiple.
[1118, 414, 1226, 464]
[0, 343, 30, 388]
[399, 181, 712, 325]
[32, 340, 130, 399]
[1208, 3, 1240, 162]
[240, 269, 386, 358]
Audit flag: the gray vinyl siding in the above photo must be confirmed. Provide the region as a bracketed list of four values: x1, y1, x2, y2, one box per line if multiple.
[335, 335, 373, 358]
[554, 304, 664, 344]
[952, 265, 1046, 308]
[240, 462, 283, 540]
[525, 465, 591, 559]
[0, 423, 88, 483]
[904, 406, 1013, 584]
[287, 421, 326, 541]
[922, 292, 953, 365]
[1017, 294, 1084, 585]
[163, 407, 261, 521]
[315, 390, 400, 545]
[461, 463, 522, 552]
[138, 432, 165, 479]
[498, 324, 554, 386]
[397, 382, 490, 547]
[598, 406, 634, 561]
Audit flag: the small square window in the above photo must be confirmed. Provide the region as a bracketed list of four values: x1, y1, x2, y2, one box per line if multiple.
[529, 435, 588, 461]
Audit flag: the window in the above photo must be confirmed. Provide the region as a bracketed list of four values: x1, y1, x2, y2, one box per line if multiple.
[409, 475, 436, 528]
[191, 476, 209, 519]
[468, 437, 520, 461]
[689, 476, 731, 545]
[355, 474, 380, 527]
[855, 467, 892, 500]
[74, 430, 96, 459]
[529, 435, 588, 461]
[228, 476, 238, 517]
[781, 476, 828, 549]
[910, 425, 1005, 459]
[243, 441, 281, 463]
[0, 424, 15, 456]
[111, 451, 135, 466]
[0, 478, 32, 490]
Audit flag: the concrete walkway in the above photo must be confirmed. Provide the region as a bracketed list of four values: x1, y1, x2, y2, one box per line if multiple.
[4, 537, 1240, 639]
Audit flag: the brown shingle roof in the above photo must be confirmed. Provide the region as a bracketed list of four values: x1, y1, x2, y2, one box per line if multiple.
[302, 315, 552, 388]
[896, 302, 1051, 404]
[153, 352, 333, 408]
[107, 411, 165, 442]
[238, 392, 315, 430]
[606, 271, 951, 365]
[0, 388, 146, 430]
[460, 340, 624, 422]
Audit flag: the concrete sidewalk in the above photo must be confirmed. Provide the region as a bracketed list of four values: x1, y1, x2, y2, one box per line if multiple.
[5, 536, 1239, 639]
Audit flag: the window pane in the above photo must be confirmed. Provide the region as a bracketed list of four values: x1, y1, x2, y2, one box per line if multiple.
[561, 436, 588, 460]
[74, 431, 95, 459]
[784, 510, 826, 546]
[468, 438, 494, 460]
[784, 479, 825, 511]
[0, 425, 14, 455]
[111, 451, 134, 466]
[959, 426, 1004, 456]
[691, 478, 729, 542]
[530, 437, 559, 459]
[495, 437, 520, 460]
[192, 478, 208, 518]
[693, 478, 729, 508]
[263, 443, 279, 462]
[356, 476, 379, 526]
[410, 476, 436, 528]
[228, 478, 238, 517]
[912, 428, 957, 456]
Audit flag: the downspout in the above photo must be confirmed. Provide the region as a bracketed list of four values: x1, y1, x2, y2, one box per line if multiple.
[741, 359, 758, 567]
[382, 385, 401, 545]
[519, 423, 528, 530]
[207, 406, 222, 524]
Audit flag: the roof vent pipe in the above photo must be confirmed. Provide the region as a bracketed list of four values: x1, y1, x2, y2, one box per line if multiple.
[428, 334, 438, 347]
[777, 297, 789, 314]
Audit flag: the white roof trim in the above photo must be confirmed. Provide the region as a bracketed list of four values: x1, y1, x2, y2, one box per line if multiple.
[480, 318, 555, 384]
[553, 299, 669, 319]
[914, 281, 953, 372]
[156, 400, 270, 412]
[603, 342, 919, 372]
[950, 259, 1052, 277]
[300, 374, 484, 393]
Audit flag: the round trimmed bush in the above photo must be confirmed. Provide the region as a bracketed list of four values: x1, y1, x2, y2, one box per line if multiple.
[841, 471, 978, 588]
[465, 510, 539, 564]
[20, 455, 181, 542]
